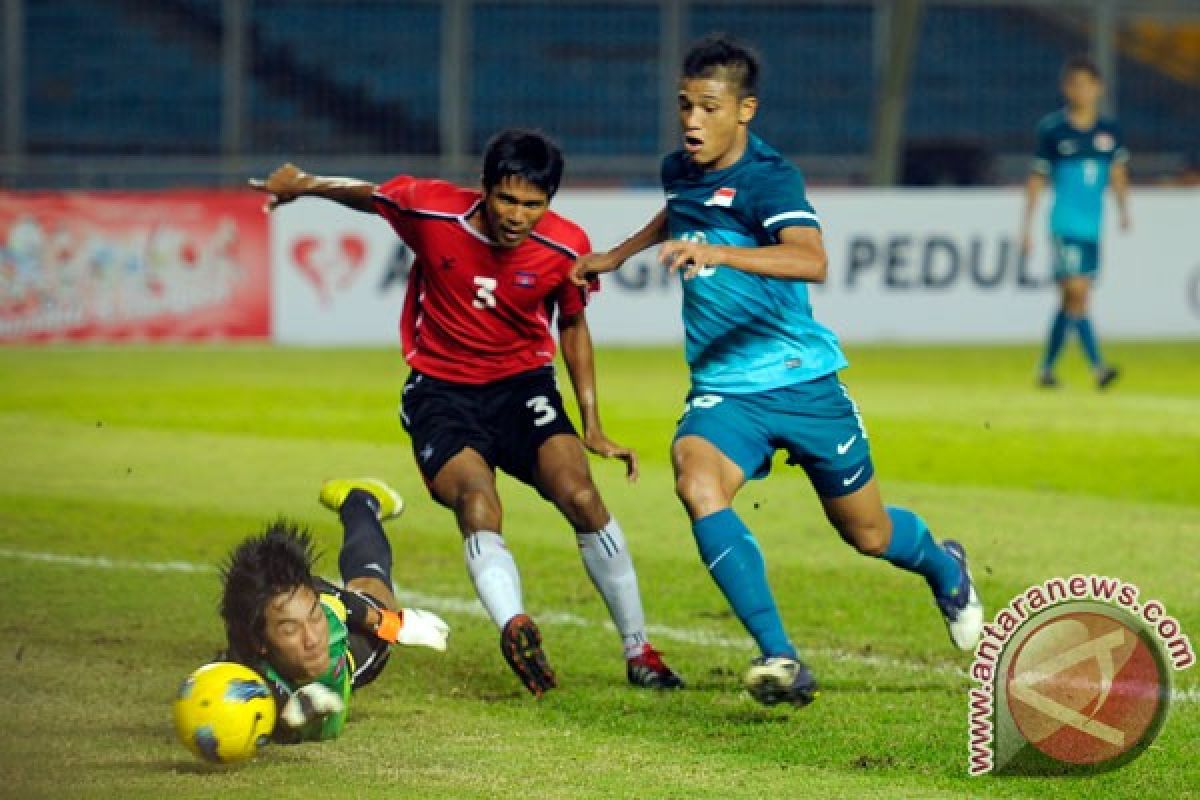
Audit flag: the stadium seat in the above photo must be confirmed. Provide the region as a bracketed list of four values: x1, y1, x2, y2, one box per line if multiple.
[21, 1, 1200, 162]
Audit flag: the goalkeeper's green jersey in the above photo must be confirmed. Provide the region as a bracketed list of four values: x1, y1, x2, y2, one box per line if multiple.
[264, 593, 354, 741]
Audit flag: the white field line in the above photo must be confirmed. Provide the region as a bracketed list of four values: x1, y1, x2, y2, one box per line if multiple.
[3, 547, 1196, 703]
[0, 547, 213, 573]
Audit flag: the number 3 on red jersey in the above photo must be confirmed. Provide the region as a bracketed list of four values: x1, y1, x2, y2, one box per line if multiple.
[472, 276, 498, 309]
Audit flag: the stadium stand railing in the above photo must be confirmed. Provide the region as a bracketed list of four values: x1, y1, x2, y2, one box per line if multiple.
[4, 0, 1198, 188]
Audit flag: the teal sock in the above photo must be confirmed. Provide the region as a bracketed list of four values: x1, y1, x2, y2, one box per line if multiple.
[882, 507, 961, 597]
[1073, 315, 1103, 368]
[1040, 310, 1070, 372]
[693, 509, 796, 659]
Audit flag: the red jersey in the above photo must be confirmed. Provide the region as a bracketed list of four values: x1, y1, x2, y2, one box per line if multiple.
[372, 176, 593, 385]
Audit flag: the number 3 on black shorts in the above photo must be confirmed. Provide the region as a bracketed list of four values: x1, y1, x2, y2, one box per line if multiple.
[525, 395, 558, 427]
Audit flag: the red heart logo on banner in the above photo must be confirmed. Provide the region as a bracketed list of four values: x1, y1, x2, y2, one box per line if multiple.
[290, 233, 368, 307]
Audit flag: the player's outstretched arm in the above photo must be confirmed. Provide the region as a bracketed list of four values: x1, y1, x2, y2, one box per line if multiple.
[248, 163, 378, 214]
[571, 208, 668, 286]
[558, 312, 639, 482]
[318, 578, 449, 651]
[1019, 172, 1047, 254]
[1110, 162, 1132, 232]
[660, 225, 828, 282]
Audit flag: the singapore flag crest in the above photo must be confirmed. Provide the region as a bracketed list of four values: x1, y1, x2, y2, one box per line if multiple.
[704, 187, 737, 207]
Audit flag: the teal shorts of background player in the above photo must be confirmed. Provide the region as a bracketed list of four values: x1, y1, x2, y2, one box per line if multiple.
[673, 373, 875, 499]
[1051, 235, 1100, 281]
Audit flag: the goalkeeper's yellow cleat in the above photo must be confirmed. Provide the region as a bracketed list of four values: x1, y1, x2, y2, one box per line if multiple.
[319, 478, 405, 521]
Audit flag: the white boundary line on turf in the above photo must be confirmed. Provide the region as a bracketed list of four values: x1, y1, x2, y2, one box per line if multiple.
[394, 587, 977, 680]
[0, 547, 212, 573]
[3, 547, 1197, 702]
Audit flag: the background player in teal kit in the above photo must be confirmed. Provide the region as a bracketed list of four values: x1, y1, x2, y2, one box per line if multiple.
[574, 35, 984, 707]
[1020, 55, 1130, 389]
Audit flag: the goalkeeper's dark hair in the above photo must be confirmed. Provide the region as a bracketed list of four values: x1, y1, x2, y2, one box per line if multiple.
[482, 128, 564, 198]
[682, 33, 760, 99]
[1062, 54, 1101, 80]
[220, 519, 320, 665]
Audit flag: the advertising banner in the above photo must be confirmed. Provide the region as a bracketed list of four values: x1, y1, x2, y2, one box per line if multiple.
[0, 191, 269, 342]
[18, 187, 1187, 347]
[554, 188, 1200, 344]
[273, 187, 1200, 346]
[270, 197, 408, 345]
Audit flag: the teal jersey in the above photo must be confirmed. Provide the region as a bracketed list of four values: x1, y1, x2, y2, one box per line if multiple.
[661, 133, 847, 394]
[1033, 110, 1129, 242]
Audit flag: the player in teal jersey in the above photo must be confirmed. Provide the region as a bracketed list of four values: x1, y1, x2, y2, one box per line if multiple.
[574, 35, 984, 707]
[219, 478, 449, 742]
[1020, 55, 1130, 389]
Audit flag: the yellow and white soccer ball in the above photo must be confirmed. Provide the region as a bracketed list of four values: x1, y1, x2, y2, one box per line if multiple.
[172, 661, 276, 764]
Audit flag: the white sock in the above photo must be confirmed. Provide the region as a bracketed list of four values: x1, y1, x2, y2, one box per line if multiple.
[464, 531, 523, 628]
[577, 518, 648, 659]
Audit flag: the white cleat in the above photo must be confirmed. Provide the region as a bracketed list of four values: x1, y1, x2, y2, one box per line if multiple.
[938, 540, 984, 651]
[743, 656, 818, 707]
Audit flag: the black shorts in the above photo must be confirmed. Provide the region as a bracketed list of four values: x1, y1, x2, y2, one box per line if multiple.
[399, 366, 578, 488]
[346, 588, 391, 691]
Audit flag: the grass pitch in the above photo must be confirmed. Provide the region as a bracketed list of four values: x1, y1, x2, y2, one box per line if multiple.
[0, 341, 1196, 799]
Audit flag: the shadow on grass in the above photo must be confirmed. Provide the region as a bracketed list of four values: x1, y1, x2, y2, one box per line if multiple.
[674, 674, 963, 695]
[150, 759, 246, 775]
[142, 746, 312, 774]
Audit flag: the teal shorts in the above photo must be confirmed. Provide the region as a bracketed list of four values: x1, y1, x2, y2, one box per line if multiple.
[1052, 236, 1100, 280]
[673, 373, 874, 498]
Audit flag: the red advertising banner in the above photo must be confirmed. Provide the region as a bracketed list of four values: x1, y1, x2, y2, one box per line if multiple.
[0, 191, 269, 342]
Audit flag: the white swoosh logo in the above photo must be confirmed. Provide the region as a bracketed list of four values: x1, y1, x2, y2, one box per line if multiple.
[842, 466, 866, 487]
[706, 546, 733, 571]
[836, 435, 858, 455]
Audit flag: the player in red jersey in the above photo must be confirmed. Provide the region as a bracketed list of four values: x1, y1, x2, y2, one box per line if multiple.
[251, 129, 682, 696]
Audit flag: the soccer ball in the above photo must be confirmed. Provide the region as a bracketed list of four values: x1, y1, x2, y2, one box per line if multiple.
[173, 661, 276, 764]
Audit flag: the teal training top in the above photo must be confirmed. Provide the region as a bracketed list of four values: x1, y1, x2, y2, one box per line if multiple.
[1033, 110, 1129, 242]
[661, 133, 847, 394]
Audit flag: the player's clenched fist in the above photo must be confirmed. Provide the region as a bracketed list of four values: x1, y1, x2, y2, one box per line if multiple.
[248, 163, 312, 211]
[571, 251, 626, 286]
[279, 683, 345, 730]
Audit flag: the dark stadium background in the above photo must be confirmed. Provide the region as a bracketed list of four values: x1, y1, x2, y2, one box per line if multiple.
[3, 0, 1197, 190]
